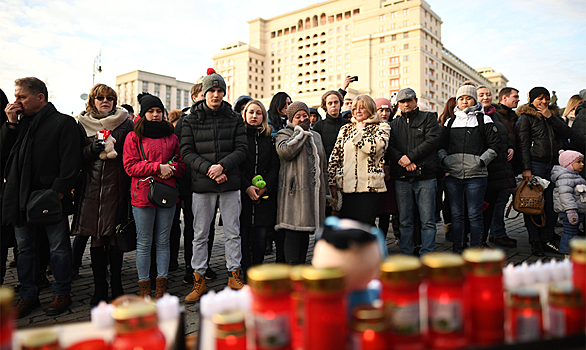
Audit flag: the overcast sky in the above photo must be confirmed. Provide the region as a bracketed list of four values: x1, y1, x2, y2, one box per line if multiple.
[1, 0, 584, 115]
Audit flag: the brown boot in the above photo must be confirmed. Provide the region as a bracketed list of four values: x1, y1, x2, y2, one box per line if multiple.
[227, 268, 245, 290]
[184, 273, 207, 304]
[155, 277, 168, 299]
[138, 280, 151, 299]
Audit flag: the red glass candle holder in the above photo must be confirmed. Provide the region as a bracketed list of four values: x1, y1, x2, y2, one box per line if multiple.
[507, 287, 542, 343]
[111, 302, 166, 350]
[289, 266, 305, 350]
[0, 288, 15, 350]
[213, 311, 247, 350]
[352, 306, 387, 350]
[548, 281, 585, 337]
[570, 239, 586, 296]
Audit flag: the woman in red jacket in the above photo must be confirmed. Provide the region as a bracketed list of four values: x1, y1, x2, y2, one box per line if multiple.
[123, 93, 185, 298]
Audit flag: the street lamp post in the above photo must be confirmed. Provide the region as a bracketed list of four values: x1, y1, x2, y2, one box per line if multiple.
[93, 50, 102, 86]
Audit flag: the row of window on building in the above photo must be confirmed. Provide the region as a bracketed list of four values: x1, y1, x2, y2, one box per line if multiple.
[270, 9, 361, 39]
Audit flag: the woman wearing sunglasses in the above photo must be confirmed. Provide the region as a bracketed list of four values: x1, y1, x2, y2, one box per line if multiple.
[71, 84, 134, 305]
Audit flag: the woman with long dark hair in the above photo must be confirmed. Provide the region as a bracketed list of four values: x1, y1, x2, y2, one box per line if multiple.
[268, 92, 291, 136]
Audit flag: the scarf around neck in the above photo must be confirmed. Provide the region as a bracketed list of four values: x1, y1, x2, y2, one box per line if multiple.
[143, 120, 173, 139]
[78, 107, 128, 136]
[455, 102, 483, 120]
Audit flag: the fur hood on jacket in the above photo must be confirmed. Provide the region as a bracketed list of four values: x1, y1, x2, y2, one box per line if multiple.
[517, 104, 545, 119]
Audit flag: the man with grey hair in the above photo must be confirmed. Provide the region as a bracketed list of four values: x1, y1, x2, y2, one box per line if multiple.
[2, 77, 81, 318]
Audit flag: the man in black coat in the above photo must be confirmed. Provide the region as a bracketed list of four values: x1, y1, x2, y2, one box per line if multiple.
[181, 70, 248, 303]
[387, 88, 441, 256]
[2, 77, 81, 318]
[570, 102, 586, 179]
[312, 90, 350, 159]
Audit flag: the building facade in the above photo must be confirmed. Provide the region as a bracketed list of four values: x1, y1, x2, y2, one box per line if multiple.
[212, 0, 507, 112]
[115, 70, 196, 114]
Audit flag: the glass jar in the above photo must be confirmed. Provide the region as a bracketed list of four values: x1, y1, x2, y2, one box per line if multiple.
[507, 287, 542, 343]
[462, 248, 505, 346]
[247, 264, 292, 350]
[570, 238, 586, 297]
[421, 253, 468, 350]
[289, 265, 305, 350]
[0, 287, 15, 350]
[21, 332, 61, 350]
[302, 267, 346, 350]
[380, 255, 423, 350]
[548, 281, 585, 337]
[112, 302, 166, 350]
[213, 311, 247, 350]
[351, 306, 387, 350]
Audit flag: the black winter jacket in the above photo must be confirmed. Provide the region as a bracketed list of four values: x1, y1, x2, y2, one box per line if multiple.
[569, 102, 586, 179]
[174, 116, 192, 196]
[312, 113, 350, 159]
[387, 109, 441, 181]
[239, 126, 280, 227]
[180, 100, 248, 193]
[515, 104, 572, 171]
[485, 110, 515, 191]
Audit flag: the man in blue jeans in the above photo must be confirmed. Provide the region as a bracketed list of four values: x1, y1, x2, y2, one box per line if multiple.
[2, 78, 81, 318]
[387, 88, 442, 256]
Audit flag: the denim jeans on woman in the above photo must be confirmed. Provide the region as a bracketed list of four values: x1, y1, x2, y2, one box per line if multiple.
[558, 212, 584, 254]
[445, 176, 487, 253]
[523, 161, 556, 244]
[133, 205, 176, 281]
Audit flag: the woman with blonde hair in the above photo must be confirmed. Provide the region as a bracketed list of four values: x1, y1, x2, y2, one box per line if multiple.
[562, 95, 584, 127]
[328, 95, 391, 226]
[239, 100, 280, 275]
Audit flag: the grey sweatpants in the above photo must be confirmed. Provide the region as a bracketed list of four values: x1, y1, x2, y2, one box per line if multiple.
[191, 191, 242, 274]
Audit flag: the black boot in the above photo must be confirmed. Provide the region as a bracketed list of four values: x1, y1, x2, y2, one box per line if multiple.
[90, 247, 109, 306]
[108, 245, 124, 299]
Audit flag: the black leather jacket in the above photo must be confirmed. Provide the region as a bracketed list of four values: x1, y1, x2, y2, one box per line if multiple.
[312, 113, 350, 159]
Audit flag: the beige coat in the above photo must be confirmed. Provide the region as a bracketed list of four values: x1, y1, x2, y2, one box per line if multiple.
[328, 118, 390, 193]
[275, 122, 328, 232]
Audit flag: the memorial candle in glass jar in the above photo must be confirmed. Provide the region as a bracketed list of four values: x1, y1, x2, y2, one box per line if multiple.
[352, 306, 387, 350]
[289, 265, 305, 350]
[570, 238, 586, 297]
[213, 311, 247, 350]
[507, 287, 542, 343]
[548, 282, 585, 337]
[112, 302, 166, 350]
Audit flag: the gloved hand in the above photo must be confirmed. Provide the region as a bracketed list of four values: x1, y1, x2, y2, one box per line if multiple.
[567, 210, 579, 225]
[90, 139, 105, 155]
[299, 118, 311, 131]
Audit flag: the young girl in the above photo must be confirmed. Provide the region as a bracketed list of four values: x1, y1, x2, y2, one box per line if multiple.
[239, 100, 280, 276]
[552, 150, 586, 254]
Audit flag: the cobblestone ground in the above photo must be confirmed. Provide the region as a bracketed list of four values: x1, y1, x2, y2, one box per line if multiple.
[3, 207, 567, 334]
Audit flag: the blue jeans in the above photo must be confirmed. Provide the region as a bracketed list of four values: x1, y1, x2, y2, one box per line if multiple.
[489, 189, 510, 238]
[15, 217, 72, 299]
[395, 179, 437, 256]
[445, 177, 487, 253]
[523, 161, 556, 243]
[133, 205, 176, 281]
[559, 212, 585, 254]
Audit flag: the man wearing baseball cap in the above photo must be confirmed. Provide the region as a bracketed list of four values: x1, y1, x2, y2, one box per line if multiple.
[386, 88, 442, 256]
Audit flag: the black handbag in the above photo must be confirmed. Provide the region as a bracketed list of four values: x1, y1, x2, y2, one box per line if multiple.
[139, 141, 179, 208]
[115, 201, 136, 252]
[26, 189, 63, 226]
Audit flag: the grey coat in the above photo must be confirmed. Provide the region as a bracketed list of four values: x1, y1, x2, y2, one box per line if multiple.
[275, 122, 328, 232]
[552, 165, 586, 213]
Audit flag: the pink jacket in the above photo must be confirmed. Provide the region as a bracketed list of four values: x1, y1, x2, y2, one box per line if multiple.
[123, 132, 186, 208]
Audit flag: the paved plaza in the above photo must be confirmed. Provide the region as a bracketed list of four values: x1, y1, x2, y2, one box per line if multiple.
[3, 209, 568, 334]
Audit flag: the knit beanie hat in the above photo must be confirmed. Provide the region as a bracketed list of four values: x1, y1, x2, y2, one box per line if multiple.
[202, 68, 226, 97]
[528, 87, 549, 104]
[138, 92, 164, 116]
[579, 89, 586, 101]
[559, 150, 584, 170]
[286, 101, 310, 122]
[375, 98, 391, 110]
[456, 85, 477, 103]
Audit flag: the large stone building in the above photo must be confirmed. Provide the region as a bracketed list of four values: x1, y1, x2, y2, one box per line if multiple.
[212, 0, 507, 112]
[115, 70, 196, 114]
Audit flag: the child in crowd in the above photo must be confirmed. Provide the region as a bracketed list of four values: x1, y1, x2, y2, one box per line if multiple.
[552, 150, 586, 254]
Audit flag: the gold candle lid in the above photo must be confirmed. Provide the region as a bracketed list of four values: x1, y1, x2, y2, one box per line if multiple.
[247, 264, 291, 295]
[213, 311, 246, 339]
[510, 287, 541, 309]
[380, 255, 422, 286]
[549, 281, 584, 308]
[0, 287, 14, 318]
[352, 306, 387, 333]
[463, 248, 505, 276]
[22, 332, 60, 350]
[112, 301, 158, 334]
[570, 238, 586, 264]
[302, 267, 345, 293]
[421, 253, 465, 282]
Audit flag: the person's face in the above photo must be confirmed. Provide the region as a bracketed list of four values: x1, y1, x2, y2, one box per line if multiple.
[326, 94, 341, 117]
[14, 85, 45, 116]
[352, 102, 370, 122]
[457, 96, 476, 110]
[291, 110, 308, 126]
[280, 97, 291, 116]
[94, 95, 114, 115]
[310, 114, 318, 125]
[205, 88, 225, 110]
[245, 103, 264, 127]
[502, 91, 520, 109]
[145, 107, 163, 122]
[377, 107, 391, 120]
[572, 158, 584, 172]
[477, 88, 492, 109]
[342, 99, 353, 112]
[531, 94, 550, 111]
[398, 98, 418, 114]
[196, 91, 204, 101]
[127, 112, 135, 120]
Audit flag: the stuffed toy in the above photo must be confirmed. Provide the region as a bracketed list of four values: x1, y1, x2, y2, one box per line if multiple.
[312, 217, 387, 314]
[251, 175, 269, 200]
[97, 129, 117, 160]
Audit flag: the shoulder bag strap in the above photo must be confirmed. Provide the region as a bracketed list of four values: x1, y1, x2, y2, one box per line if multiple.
[139, 139, 148, 161]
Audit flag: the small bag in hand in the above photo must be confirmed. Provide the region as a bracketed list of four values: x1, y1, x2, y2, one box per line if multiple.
[115, 201, 136, 252]
[26, 189, 63, 226]
[138, 141, 179, 208]
[513, 179, 546, 227]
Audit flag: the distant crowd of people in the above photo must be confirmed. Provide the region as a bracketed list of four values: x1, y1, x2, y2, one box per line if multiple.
[1, 72, 584, 319]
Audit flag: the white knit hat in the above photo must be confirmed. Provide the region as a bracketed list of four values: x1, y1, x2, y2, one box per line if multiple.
[456, 85, 477, 102]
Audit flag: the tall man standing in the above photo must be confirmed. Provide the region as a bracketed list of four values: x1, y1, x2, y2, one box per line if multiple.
[181, 69, 248, 303]
[387, 88, 441, 256]
[313, 90, 350, 160]
[2, 78, 81, 317]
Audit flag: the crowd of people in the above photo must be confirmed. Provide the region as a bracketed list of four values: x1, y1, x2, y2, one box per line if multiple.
[1, 72, 585, 320]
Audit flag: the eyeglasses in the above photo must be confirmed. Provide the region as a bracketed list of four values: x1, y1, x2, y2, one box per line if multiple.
[95, 96, 114, 102]
[351, 107, 366, 112]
